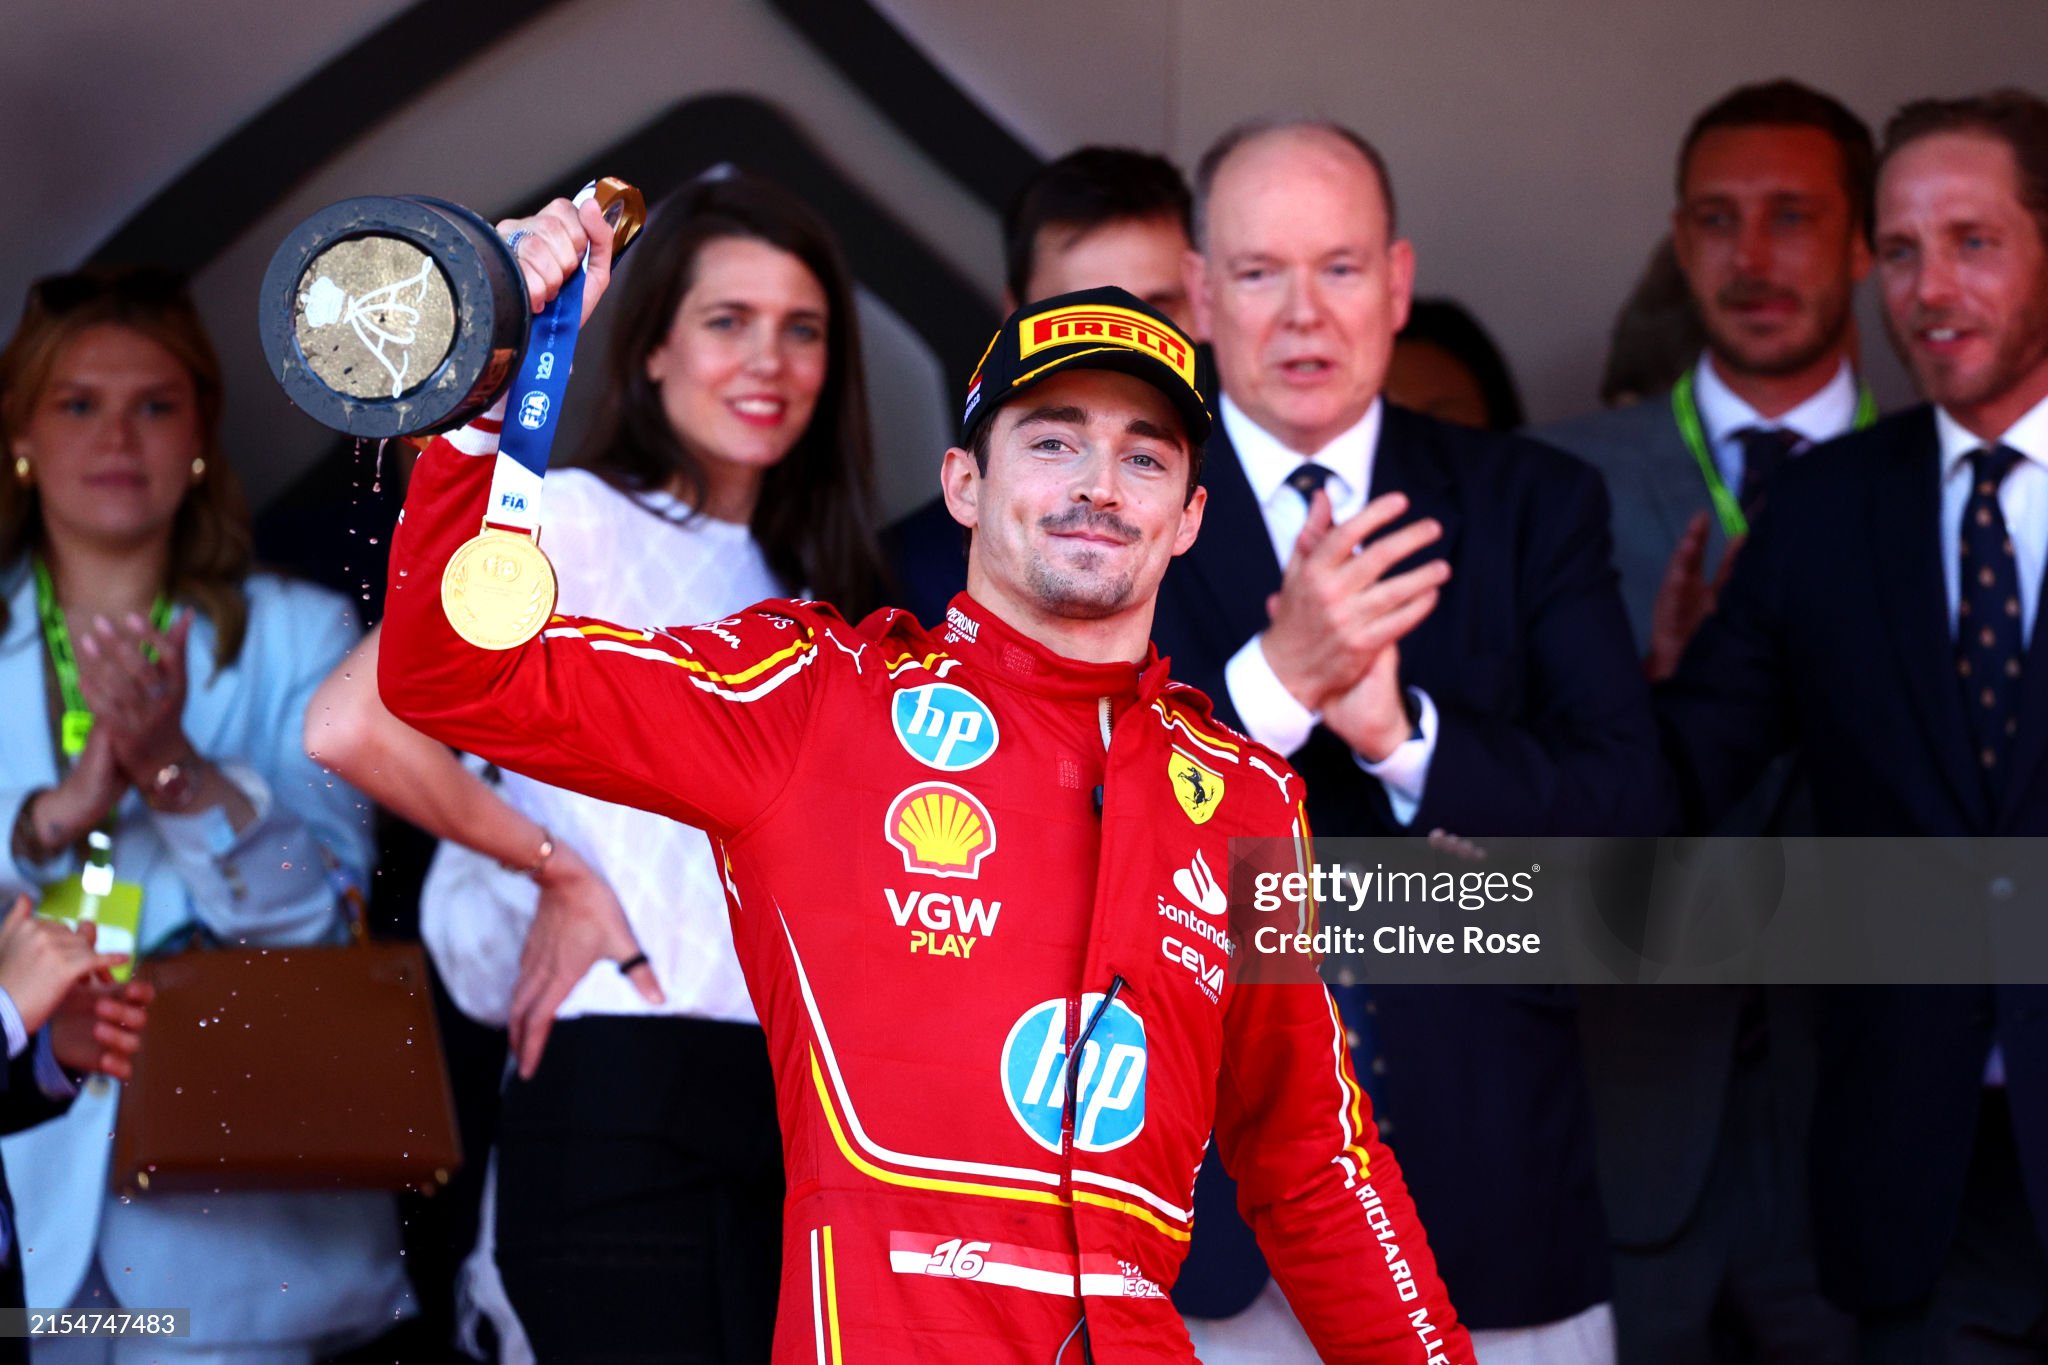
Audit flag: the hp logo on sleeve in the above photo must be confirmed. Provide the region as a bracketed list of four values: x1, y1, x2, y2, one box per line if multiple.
[1000, 994, 1147, 1154]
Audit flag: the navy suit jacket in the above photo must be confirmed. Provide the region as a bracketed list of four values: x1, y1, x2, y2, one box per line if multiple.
[1657, 405, 2048, 1309]
[1149, 404, 1666, 1329]
[1, 1043, 72, 1354]
[884, 495, 968, 630]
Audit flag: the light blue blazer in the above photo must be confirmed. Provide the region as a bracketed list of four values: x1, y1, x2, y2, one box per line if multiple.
[0, 562, 413, 1346]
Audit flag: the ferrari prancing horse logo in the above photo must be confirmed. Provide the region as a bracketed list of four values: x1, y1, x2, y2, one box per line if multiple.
[1170, 751, 1224, 825]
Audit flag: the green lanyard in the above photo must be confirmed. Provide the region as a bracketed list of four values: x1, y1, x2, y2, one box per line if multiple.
[32, 557, 172, 760]
[1672, 368, 1879, 540]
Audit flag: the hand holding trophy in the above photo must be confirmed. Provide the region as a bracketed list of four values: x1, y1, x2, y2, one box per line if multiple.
[258, 179, 645, 649]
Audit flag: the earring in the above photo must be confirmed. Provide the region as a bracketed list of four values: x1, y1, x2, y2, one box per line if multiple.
[11, 455, 27, 484]
[190, 456, 206, 481]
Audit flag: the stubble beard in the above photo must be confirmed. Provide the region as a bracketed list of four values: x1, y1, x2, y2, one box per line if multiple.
[1888, 278, 2048, 417]
[1025, 549, 1140, 620]
[1025, 507, 1144, 620]
[1706, 278, 1855, 381]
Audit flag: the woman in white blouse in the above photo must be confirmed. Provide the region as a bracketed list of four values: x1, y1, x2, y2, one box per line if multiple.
[306, 173, 887, 1363]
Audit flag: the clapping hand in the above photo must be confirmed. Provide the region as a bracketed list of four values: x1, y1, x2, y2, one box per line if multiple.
[1260, 490, 1448, 712]
[74, 610, 195, 785]
[1646, 512, 1742, 682]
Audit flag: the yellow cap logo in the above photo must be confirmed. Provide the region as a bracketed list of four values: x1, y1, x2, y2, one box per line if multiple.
[886, 782, 997, 878]
[1170, 752, 1225, 825]
[1019, 303, 1196, 386]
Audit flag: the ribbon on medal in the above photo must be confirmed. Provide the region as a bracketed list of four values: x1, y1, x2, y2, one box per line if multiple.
[442, 179, 644, 650]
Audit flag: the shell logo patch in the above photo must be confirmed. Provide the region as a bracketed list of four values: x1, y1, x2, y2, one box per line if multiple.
[886, 781, 996, 879]
[1170, 751, 1225, 825]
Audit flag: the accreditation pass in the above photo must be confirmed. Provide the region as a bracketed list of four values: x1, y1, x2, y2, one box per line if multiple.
[4, 1308, 189, 1337]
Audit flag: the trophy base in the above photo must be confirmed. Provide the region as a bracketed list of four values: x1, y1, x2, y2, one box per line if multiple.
[260, 196, 528, 438]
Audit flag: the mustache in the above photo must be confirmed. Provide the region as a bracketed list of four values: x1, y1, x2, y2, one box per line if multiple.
[1717, 278, 1802, 310]
[1039, 506, 1141, 544]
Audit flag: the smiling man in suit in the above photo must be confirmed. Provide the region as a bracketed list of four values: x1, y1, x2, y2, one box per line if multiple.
[1533, 79, 1877, 1365]
[1538, 79, 1877, 677]
[1659, 90, 2048, 1359]
[1150, 116, 1665, 1365]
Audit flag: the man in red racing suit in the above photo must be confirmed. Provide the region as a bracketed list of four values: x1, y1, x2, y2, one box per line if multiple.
[378, 209, 1468, 1363]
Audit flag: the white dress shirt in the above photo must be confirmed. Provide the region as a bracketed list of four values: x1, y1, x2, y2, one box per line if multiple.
[1217, 395, 1438, 824]
[1933, 393, 2048, 1088]
[1936, 395, 2048, 646]
[1692, 354, 1858, 483]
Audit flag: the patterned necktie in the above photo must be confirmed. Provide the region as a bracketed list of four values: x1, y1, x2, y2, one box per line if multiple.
[1958, 445, 2025, 802]
[1284, 461, 1336, 506]
[1734, 426, 1802, 512]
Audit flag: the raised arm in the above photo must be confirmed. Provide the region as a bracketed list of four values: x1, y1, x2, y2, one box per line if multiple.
[377, 196, 824, 841]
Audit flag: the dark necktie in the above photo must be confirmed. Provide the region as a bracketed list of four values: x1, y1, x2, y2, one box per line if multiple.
[1284, 462, 1336, 506]
[1283, 460, 1381, 1117]
[1734, 426, 1802, 512]
[1957, 445, 2025, 803]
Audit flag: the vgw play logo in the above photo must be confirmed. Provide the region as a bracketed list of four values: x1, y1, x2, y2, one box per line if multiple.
[892, 683, 999, 772]
[1000, 994, 1147, 1153]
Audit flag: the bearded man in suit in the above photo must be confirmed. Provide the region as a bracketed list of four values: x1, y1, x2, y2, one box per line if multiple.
[1532, 79, 1879, 1364]
[1659, 89, 2048, 1360]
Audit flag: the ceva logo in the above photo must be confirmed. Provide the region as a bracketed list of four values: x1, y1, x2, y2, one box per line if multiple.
[892, 683, 999, 772]
[1000, 994, 1146, 1154]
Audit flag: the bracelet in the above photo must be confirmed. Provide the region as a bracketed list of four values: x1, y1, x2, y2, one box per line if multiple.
[502, 827, 556, 880]
[10, 788, 56, 865]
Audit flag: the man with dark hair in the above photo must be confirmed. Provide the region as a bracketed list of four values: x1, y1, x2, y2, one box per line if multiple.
[1533, 77, 1877, 1365]
[1659, 88, 2048, 1358]
[378, 178, 1477, 1357]
[1153, 114, 1664, 1365]
[1541, 78, 1877, 666]
[1003, 146, 1194, 327]
[893, 146, 1200, 624]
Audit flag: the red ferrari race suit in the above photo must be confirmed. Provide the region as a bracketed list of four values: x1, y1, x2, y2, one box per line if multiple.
[381, 433, 1471, 1363]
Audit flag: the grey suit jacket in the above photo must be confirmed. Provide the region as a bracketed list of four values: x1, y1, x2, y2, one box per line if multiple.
[1534, 392, 1733, 652]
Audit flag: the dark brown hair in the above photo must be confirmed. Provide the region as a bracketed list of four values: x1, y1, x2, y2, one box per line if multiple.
[0, 267, 253, 664]
[573, 172, 888, 618]
[1881, 89, 2048, 249]
[1004, 148, 1192, 303]
[1679, 79, 1876, 240]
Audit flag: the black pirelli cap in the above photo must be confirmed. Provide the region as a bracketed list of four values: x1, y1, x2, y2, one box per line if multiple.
[959, 285, 1212, 448]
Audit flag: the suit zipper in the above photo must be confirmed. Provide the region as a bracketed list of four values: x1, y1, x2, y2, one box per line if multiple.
[1061, 975, 1129, 1154]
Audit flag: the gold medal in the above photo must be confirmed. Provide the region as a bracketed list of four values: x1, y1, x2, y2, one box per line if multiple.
[441, 524, 558, 650]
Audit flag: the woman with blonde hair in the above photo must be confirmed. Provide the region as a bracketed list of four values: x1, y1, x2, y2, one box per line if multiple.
[0, 266, 411, 1363]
